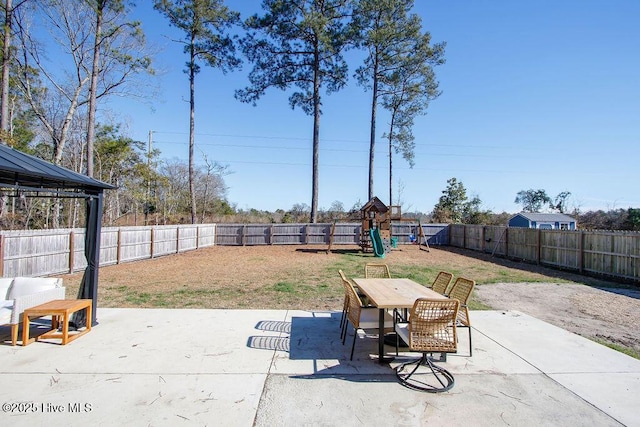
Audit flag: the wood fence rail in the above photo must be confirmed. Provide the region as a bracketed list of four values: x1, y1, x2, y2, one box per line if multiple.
[0, 223, 637, 283]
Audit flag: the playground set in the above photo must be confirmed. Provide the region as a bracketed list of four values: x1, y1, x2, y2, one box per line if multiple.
[357, 197, 429, 257]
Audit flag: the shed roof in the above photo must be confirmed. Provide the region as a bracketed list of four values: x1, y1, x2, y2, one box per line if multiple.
[0, 144, 114, 195]
[511, 212, 576, 222]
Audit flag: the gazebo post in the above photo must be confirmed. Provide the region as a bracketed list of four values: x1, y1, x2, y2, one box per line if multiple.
[73, 192, 105, 327]
[86, 193, 104, 326]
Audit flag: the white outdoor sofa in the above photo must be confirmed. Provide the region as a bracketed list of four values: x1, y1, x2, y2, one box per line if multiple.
[0, 277, 65, 346]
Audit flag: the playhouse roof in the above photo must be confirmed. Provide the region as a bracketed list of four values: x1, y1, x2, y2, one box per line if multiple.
[360, 196, 388, 213]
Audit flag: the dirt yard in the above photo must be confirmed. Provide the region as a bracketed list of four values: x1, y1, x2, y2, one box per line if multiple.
[59, 244, 640, 355]
[473, 282, 640, 353]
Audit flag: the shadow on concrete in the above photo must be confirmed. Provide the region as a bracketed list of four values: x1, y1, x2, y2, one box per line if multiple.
[247, 312, 392, 369]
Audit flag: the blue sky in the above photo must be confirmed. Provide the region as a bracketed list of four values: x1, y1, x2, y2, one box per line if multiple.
[106, 1, 640, 215]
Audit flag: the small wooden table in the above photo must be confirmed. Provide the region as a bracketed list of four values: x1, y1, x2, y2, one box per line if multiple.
[22, 299, 92, 346]
[352, 278, 448, 363]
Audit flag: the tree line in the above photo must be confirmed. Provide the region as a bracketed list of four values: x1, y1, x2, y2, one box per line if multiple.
[428, 178, 639, 231]
[207, 177, 639, 232]
[0, 0, 444, 228]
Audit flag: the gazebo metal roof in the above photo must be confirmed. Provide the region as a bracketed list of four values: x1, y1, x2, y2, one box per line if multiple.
[0, 144, 114, 195]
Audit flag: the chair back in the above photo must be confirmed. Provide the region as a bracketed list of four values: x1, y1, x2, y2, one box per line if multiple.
[448, 277, 475, 305]
[364, 263, 391, 279]
[407, 298, 459, 353]
[431, 271, 453, 295]
[338, 269, 349, 283]
[344, 280, 365, 328]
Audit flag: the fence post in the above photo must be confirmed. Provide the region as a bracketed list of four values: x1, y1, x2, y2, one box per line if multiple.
[196, 225, 200, 249]
[176, 225, 180, 253]
[0, 235, 4, 277]
[578, 230, 584, 274]
[463, 225, 467, 249]
[117, 228, 122, 264]
[536, 229, 542, 265]
[69, 231, 75, 274]
[505, 227, 509, 259]
[150, 227, 155, 259]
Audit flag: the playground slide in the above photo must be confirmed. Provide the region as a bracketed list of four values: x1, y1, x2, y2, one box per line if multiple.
[369, 228, 385, 258]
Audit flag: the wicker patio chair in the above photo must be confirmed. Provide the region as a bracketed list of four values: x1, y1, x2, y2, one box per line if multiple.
[447, 277, 476, 357]
[430, 271, 454, 295]
[394, 298, 460, 392]
[364, 263, 391, 279]
[337, 270, 371, 333]
[337, 270, 351, 333]
[343, 279, 393, 360]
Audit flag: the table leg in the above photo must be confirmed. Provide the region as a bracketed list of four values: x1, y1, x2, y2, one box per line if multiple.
[85, 304, 92, 331]
[22, 313, 30, 346]
[62, 311, 69, 345]
[378, 308, 384, 363]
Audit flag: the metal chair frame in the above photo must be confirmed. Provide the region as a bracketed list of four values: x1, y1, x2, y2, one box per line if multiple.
[447, 277, 476, 357]
[394, 298, 460, 392]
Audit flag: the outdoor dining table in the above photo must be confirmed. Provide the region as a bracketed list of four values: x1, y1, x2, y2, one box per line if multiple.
[352, 277, 449, 363]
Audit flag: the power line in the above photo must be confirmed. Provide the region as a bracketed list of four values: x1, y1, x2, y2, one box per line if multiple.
[152, 138, 530, 159]
[150, 130, 530, 150]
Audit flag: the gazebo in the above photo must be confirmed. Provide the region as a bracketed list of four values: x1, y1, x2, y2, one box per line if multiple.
[0, 144, 114, 325]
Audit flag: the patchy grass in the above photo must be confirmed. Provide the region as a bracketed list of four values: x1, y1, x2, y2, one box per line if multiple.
[468, 298, 493, 311]
[60, 244, 608, 311]
[592, 339, 640, 360]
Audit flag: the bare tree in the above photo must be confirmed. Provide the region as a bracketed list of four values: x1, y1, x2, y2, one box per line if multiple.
[154, 0, 240, 224]
[14, 0, 153, 166]
[198, 152, 230, 223]
[85, 0, 149, 177]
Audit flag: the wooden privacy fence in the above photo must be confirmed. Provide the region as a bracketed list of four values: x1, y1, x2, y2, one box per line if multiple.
[0, 223, 448, 278]
[0, 224, 217, 278]
[213, 223, 449, 246]
[1, 222, 637, 283]
[449, 224, 639, 283]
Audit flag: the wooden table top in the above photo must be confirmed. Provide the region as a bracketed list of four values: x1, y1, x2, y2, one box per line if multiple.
[352, 278, 447, 309]
[24, 299, 92, 315]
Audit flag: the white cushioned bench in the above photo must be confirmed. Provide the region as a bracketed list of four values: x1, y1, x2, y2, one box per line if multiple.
[0, 277, 65, 346]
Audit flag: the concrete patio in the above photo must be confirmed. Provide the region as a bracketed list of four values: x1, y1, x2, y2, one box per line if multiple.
[1, 308, 639, 426]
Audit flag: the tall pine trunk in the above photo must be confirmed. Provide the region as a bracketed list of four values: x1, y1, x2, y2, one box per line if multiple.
[188, 33, 197, 224]
[310, 43, 321, 223]
[368, 49, 379, 201]
[87, 0, 104, 178]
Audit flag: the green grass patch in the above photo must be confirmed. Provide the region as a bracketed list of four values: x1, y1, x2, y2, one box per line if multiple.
[469, 298, 493, 311]
[592, 339, 640, 360]
[125, 292, 152, 305]
[273, 282, 296, 293]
